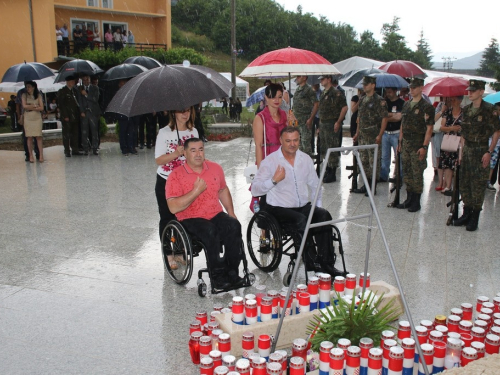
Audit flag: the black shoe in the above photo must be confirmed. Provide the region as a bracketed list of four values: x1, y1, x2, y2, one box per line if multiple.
[72, 151, 83, 156]
[131, 149, 138, 155]
[453, 206, 472, 226]
[139, 144, 144, 150]
[388, 178, 397, 184]
[352, 185, 367, 194]
[65, 153, 71, 158]
[146, 144, 152, 149]
[443, 189, 453, 196]
[212, 270, 231, 290]
[93, 150, 99, 155]
[228, 269, 245, 288]
[83, 150, 89, 155]
[466, 210, 480, 231]
[397, 192, 413, 209]
[25, 156, 30, 162]
[408, 193, 421, 212]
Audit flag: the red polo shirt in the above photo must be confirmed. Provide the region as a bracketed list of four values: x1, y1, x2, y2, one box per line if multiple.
[166, 160, 227, 221]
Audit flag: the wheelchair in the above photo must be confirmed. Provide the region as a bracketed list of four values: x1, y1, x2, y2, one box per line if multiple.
[246, 210, 348, 286]
[161, 220, 256, 297]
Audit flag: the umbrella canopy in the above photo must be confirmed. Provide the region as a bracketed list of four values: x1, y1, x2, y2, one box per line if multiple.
[354, 73, 409, 89]
[106, 64, 233, 117]
[379, 60, 426, 79]
[0, 75, 64, 93]
[123, 56, 163, 70]
[239, 47, 340, 77]
[101, 63, 148, 81]
[422, 77, 469, 97]
[54, 59, 104, 83]
[341, 67, 384, 88]
[484, 91, 500, 104]
[2, 62, 55, 83]
[246, 86, 267, 107]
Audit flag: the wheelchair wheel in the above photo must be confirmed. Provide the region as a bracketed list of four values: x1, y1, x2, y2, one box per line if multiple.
[198, 281, 207, 297]
[246, 211, 282, 272]
[283, 272, 292, 287]
[161, 221, 193, 285]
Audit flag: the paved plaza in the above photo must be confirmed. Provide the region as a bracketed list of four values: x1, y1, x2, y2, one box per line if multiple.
[0, 137, 499, 374]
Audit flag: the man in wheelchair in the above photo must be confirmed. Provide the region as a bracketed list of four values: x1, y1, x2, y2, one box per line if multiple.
[251, 126, 343, 277]
[166, 137, 244, 290]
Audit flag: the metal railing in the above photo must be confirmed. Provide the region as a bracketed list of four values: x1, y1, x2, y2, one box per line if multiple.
[57, 40, 168, 57]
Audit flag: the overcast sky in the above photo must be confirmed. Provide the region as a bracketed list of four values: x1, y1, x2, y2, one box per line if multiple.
[279, 0, 498, 61]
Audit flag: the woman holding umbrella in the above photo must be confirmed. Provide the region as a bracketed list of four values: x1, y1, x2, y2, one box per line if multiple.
[21, 81, 44, 163]
[154, 107, 198, 270]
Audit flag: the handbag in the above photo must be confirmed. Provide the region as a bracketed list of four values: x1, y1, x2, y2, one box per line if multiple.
[244, 114, 266, 184]
[440, 114, 461, 152]
[433, 117, 442, 133]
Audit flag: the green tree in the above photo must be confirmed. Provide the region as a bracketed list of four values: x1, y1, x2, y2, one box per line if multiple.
[380, 17, 413, 61]
[477, 38, 500, 78]
[357, 31, 384, 60]
[413, 30, 433, 69]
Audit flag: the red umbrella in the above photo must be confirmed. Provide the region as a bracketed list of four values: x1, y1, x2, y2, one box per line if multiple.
[379, 60, 426, 79]
[422, 77, 469, 97]
[239, 47, 340, 77]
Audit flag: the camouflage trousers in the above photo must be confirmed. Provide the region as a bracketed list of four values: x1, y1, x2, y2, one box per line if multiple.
[297, 114, 313, 157]
[319, 120, 340, 169]
[358, 130, 381, 181]
[460, 145, 489, 211]
[402, 139, 427, 194]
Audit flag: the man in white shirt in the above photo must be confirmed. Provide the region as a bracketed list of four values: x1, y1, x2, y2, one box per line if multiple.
[251, 126, 344, 277]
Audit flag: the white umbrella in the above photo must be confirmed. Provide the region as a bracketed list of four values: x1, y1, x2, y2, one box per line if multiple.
[0, 75, 65, 93]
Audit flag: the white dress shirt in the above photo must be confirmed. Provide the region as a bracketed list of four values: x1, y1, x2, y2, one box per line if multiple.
[251, 147, 322, 208]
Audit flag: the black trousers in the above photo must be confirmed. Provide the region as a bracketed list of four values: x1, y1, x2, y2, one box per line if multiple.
[139, 114, 156, 146]
[181, 212, 242, 271]
[265, 203, 333, 259]
[155, 174, 176, 243]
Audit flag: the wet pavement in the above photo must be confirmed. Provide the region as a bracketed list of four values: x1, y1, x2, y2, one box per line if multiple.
[0, 137, 499, 374]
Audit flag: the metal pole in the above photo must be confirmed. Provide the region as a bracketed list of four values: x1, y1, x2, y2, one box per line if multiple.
[230, 0, 236, 100]
[28, 0, 37, 61]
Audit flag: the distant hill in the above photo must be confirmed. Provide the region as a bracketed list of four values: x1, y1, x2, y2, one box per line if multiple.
[432, 52, 483, 70]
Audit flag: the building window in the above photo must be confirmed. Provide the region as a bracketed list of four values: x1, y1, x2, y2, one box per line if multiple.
[101, 0, 113, 8]
[87, 0, 96, 6]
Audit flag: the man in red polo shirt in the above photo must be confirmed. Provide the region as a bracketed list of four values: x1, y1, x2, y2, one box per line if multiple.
[166, 137, 243, 290]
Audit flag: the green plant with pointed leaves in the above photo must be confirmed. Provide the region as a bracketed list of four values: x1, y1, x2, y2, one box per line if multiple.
[306, 292, 400, 353]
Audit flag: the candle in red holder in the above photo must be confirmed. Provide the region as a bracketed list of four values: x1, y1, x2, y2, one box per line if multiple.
[476, 296, 489, 313]
[491, 326, 500, 337]
[381, 330, 396, 348]
[387, 346, 403, 375]
[297, 292, 310, 314]
[450, 307, 463, 319]
[329, 347, 345, 375]
[460, 347, 477, 367]
[191, 321, 202, 335]
[260, 296, 272, 322]
[494, 319, 500, 329]
[461, 332, 473, 347]
[367, 347, 383, 375]
[200, 356, 214, 375]
[210, 311, 221, 323]
[397, 321, 411, 343]
[308, 276, 319, 311]
[418, 343, 434, 375]
[471, 341, 485, 359]
[481, 307, 494, 318]
[218, 333, 231, 359]
[359, 272, 370, 289]
[401, 338, 415, 375]
[319, 273, 332, 309]
[458, 320, 472, 334]
[207, 322, 219, 337]
[477, 313, 491, 330]
[447, 315, 461, 333]
[241, 331, 254, 359]
[200, 336, 213, 360]
[269, 351, 284, 368]
[474, 319, 488, 334]
[415, 326, 428, 345]
[435, 325, 448, 341]
[345, 274, 356, 297]
[433, 341, 446, 374]
[190, 331, 203, 365]
[213, 303, 223, 312]
[382, 339, 397, 374]
[493, 297, 500, 313]
[278, 291, 292, 317]
[252, 356, 267, 375]
[359, 337, 373, 373]
[338, 338, 351, 356]
[258, 334, 271, 361]
[235, 358, 251, 374]
[345, 346, 361, 375]
[460, 302, 473, 321]
[471, 327, 486, 343]
[231, 296, 244, 325]
[483, 301, 495, 310]
[222, 355, 235, 371]
[289, 357, 305, 375]
[275, 350, 288, 371]
[320, 341, 334, 374]
[213, 366, 228, 375]
[485, 333, 500, 356]
[419, 319, 433, 333]
[429, 330, 443, 346]
[333, 276, 345, 297]
[210, 350, 222, 368]
[266, 362, 283, 375]
[196, 310, 208, 326]
[296, 283, 308, 294]
[245, 299, 258, 325]
[292, 338, 308, 362]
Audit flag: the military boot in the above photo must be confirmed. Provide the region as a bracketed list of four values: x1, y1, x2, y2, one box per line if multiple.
[466, 210, 480, 232]
[364, 181, 377, 197]
[323, 167, 336, 183]
[408, 193, 421, 212]
[452, 206, 472, 226]
[397, 191, 413, 209]
[352, 184, 367, 194]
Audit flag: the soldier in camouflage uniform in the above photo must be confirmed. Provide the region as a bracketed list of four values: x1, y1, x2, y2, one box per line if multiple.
[397, 77, 434, 212]
[452, 80, 500, 231]
[293, 75, 318, 157]
[352, 76, 388, 196]
[318, 75, 348, 183]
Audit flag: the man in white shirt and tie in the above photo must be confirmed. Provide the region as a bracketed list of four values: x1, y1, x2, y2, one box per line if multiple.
[251, 126, 344, 277]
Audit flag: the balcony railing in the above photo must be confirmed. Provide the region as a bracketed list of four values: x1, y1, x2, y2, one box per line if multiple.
[57, 40, 168, 56]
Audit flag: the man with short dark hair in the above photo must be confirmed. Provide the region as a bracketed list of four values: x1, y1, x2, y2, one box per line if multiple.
[58, 75, 81, 157]
[251, 126, 343, 277]
[166, 138, 244, 289]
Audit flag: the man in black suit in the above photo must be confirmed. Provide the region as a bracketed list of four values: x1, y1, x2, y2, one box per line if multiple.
[79, 74, 101, 155]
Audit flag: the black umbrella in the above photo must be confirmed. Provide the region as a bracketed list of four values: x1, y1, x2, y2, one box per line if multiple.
[341, 68, 383, 88]
[106, 64, 233, 117]
[123, 56, 162, 70]
[2, 62, 55, 83]
[54, 59, 103, 83]
[101, 63, 148, 81]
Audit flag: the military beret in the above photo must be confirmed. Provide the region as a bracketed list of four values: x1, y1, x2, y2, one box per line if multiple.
[409, 77, 425, 88]
[362, 76, 376, 85]
[466, 79, 486, 91]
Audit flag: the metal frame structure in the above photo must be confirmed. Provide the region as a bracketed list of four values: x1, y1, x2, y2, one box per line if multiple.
[270, 144, 431, 375]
